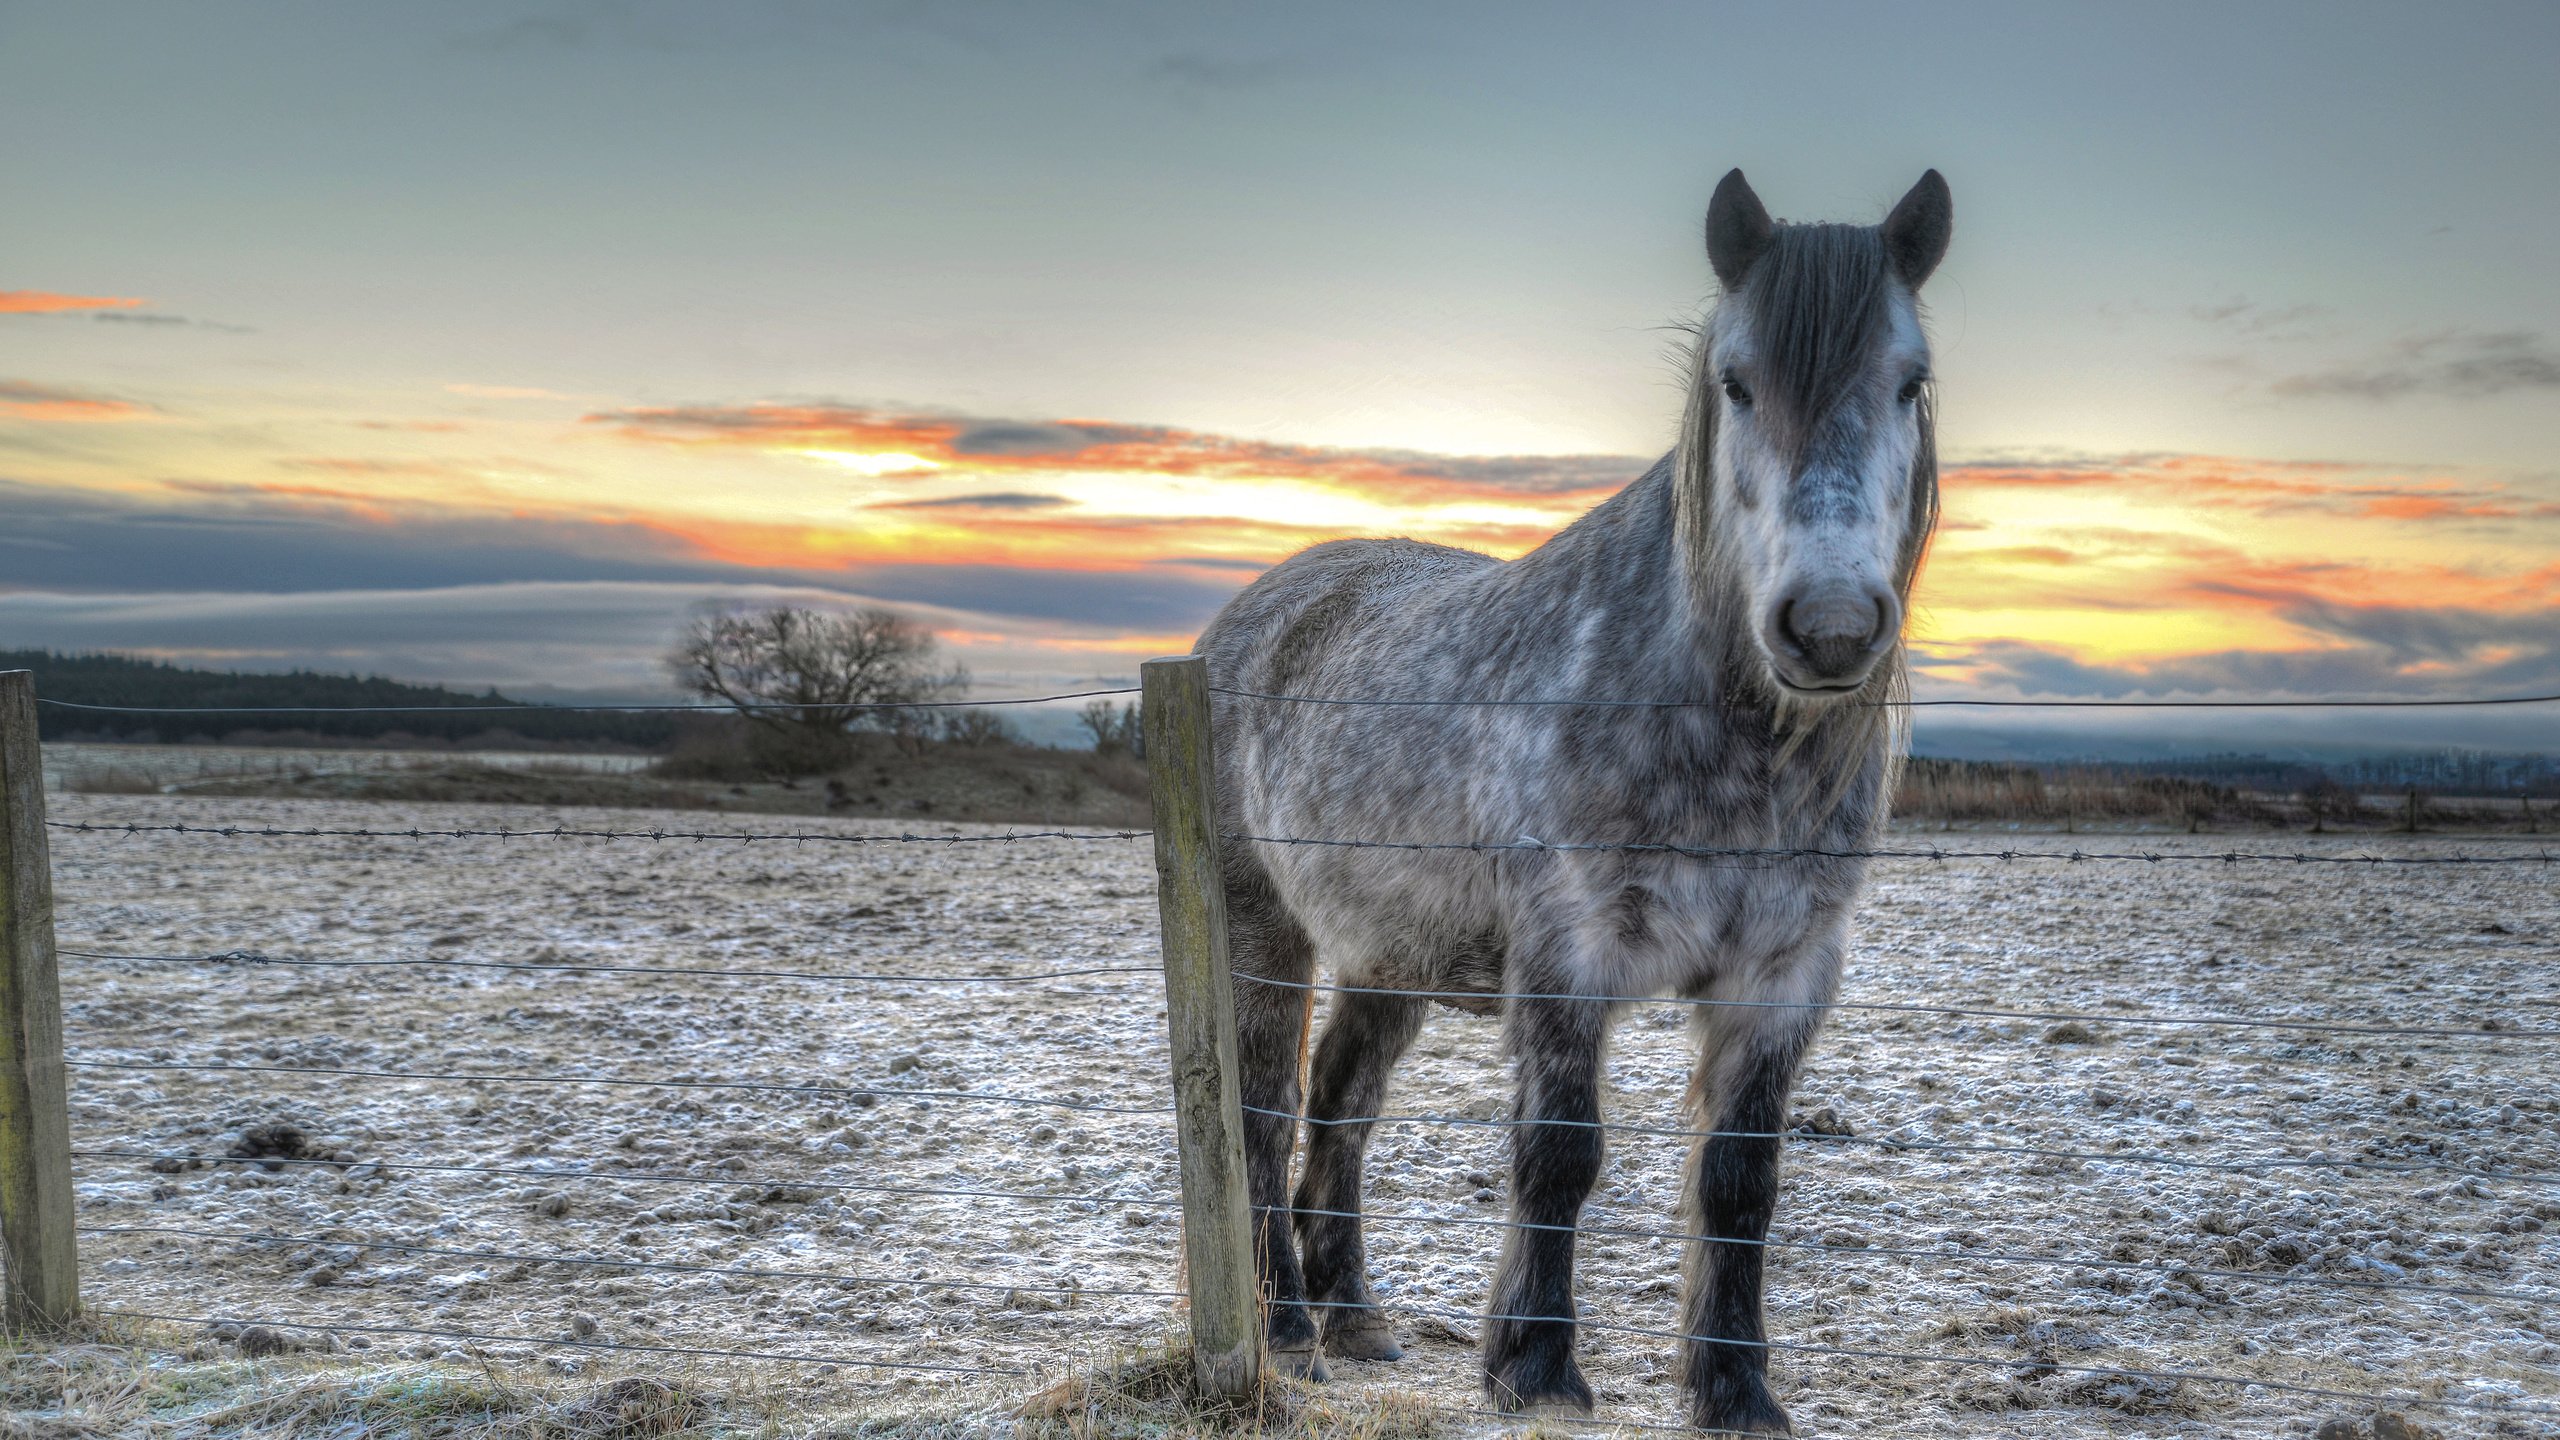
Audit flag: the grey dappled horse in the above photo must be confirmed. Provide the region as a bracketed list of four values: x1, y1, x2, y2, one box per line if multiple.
[1194, 169, 1952, 1433]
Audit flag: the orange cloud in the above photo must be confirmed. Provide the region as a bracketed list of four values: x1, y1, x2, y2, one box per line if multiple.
[0, 379, 151, 422]
[583, 402, 1641, 505]
[0, 290, 147, 315]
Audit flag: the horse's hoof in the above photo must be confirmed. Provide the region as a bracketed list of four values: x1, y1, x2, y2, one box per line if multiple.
[1694, 1373, 1793, 1435]
[1269, 1343, 1331, 1383]
[1321, 1314, 1404, 1362]
[1487, 1362, 1594, 1419]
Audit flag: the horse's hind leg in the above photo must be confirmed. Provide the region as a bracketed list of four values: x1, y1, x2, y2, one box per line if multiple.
[1483, 990, 1607, 1417]
[1295, 987, 1426, 1362]
[1224, 857, 1326, 1377]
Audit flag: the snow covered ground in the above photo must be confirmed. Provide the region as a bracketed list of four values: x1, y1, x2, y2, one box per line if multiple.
[47, 794, 2559, 1437]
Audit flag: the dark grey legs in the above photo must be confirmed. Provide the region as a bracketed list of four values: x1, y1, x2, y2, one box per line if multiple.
[1482, 996, 1608, 1416]
[1680, 1013, 1815, 1436]
[1294, 989, 1427, 1360]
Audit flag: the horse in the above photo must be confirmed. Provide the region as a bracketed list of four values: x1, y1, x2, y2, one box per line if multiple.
[1192, 168, 1952, 1434]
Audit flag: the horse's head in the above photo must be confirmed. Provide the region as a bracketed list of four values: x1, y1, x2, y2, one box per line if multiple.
[1682, 169, 1951, 700]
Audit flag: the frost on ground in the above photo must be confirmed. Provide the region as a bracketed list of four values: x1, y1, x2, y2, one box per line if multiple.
[46, 794, 2560, 1438]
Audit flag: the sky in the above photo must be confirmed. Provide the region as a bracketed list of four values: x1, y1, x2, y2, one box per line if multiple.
[4, 2, 2558, 756]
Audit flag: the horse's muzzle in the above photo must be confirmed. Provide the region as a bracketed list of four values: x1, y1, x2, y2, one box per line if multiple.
[1766, 584, 1898, 691]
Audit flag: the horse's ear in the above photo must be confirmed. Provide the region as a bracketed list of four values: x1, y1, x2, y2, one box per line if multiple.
[1705, 168, 1774, 289]
[1882, 170, 1953, 289]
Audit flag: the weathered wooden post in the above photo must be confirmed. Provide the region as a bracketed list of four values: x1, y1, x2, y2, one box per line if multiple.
[1141, 655, 1260, 1398]
[0, 670, 79, 1329]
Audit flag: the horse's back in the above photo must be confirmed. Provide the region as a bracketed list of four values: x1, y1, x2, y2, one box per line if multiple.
[1198, 536, 1498, 693]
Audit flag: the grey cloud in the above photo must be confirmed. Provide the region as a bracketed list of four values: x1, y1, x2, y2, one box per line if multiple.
[2271, 329, 2560, 401]
[0, 477, 1242, 633]
[2188, 297, 2330, 339]
[868, 491, 1069, 510]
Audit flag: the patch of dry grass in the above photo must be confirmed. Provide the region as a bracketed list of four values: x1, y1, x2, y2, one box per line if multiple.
[4, 1324, 1444, 1440]
[1017, 1343, 1442, 1440]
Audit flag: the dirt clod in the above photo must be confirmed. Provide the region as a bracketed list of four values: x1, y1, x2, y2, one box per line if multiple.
[224, 1122, 311, 1172]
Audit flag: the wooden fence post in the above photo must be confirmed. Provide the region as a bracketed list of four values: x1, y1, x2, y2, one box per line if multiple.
[1141, 656, 1260, 1398]
[0, 670, 79, 1330]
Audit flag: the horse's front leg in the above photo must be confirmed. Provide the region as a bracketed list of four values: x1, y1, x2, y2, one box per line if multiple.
[1679, 948, 1838, 1435]
[1483, 991, 1607, 1416]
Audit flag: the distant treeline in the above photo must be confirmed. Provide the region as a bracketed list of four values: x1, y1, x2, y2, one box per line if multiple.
[2073, 750, 2560, 799]
[3, 650, 681, 750]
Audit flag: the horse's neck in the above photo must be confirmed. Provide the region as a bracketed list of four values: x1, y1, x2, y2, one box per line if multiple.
[1495, 457, 1749, 700]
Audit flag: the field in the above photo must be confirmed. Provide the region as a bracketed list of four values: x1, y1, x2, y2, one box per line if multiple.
[25, 792, 2560, 1438]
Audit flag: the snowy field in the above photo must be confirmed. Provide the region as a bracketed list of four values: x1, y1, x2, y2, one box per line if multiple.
[46, 794, 2560, 1438]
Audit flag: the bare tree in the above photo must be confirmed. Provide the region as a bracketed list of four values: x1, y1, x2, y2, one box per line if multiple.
[2298, 774, 2356, 834]
[666, 604, 966, 768]
[1078, 699, 1143, 758]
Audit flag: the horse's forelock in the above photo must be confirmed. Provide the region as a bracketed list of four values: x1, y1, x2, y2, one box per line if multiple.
[1739, 223, 1895, 462]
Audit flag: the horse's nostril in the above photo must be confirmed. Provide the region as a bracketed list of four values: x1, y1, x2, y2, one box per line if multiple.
[1865, 594, 1896, 653]
[1772, 600, 1806, 658]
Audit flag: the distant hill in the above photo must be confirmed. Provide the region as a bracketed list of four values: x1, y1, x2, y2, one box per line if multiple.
[1, 650, 680, 749]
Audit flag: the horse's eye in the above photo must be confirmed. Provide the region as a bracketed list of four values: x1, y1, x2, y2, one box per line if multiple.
[1721, 376, 1752, 407]
[1897, 375, 1928, 405]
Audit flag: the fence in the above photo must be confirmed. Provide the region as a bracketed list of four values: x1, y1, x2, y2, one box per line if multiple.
[4, 662, 2559, 1436]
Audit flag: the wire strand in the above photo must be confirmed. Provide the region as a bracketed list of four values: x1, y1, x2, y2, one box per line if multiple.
[83, 1306, 1026, 1377]
[72, 1059, 1172, 1119]
[1242, 1105, 2557, 1183]
[47, 820, 1148, 846]
[1333, 1301, 2556, 1419]
[1265, 1203, 2550, 1306]
[37, 688, 1138, 716]
[71, 1151, 2532, 1307]
[1238, 833, 2559, 867]
[1211, 685, 2560, 711]
[1231, 972, 2560, 1041]
[59, 947, 1161, 988]
[85, 1225, 1182, 1301]
[72, 1148, 1180, 1212]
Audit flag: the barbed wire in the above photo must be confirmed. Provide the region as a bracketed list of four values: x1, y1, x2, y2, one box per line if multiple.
[39, 685, 2560, 714]
[1304, 1300, 2558, 1420]
[44, 817, 2554, 866]
[36, 688, 1140, 716]
[1238, 833, 2560, 866]
[59, 947, 1161, 988]
[46, 820, 1147, 845]
[1231, 972, 2560, 1041]
[1269, 1201, 2553, 1306]
[86, 1225, 1184, 1301]
[1242, 1104, 2557, 1184]
[84, 1306, 1027, 1377]
[73, 1148, 1182, 1213]
[71, 1059, 1173, 1119]
[1211, 684, 2560, 710]
[70, 945, 2547, 1045]
[72, 1148, 2536, 1307]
